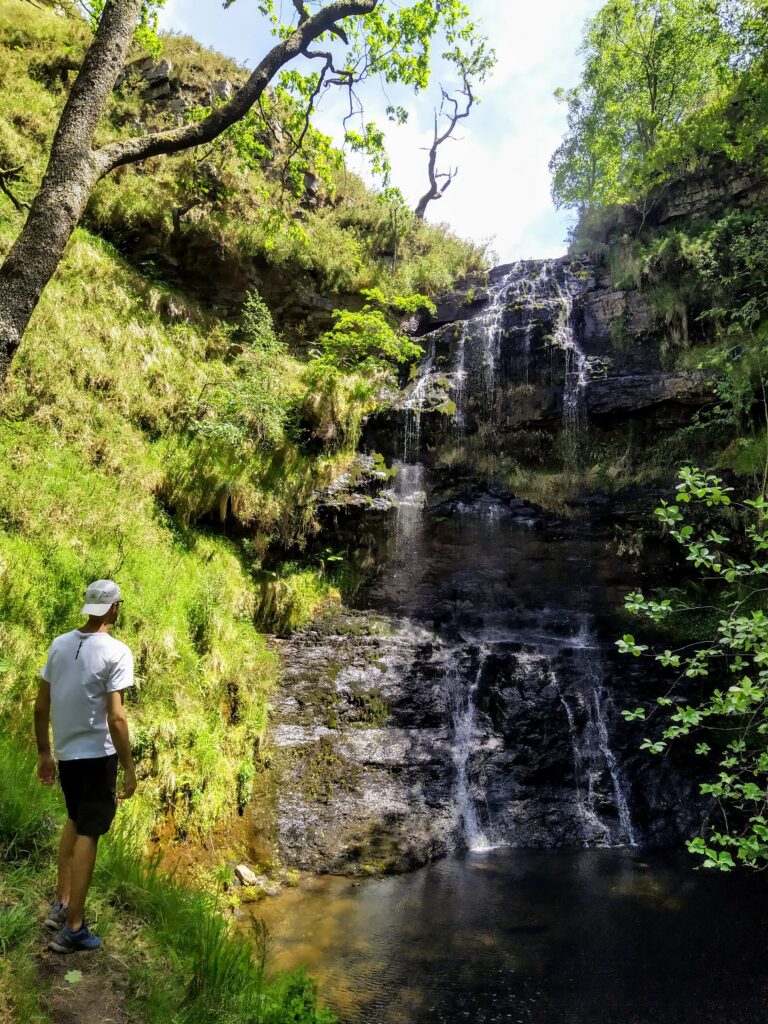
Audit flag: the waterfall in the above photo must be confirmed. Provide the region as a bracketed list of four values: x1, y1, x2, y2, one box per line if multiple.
[453, 326, 467, 433]
[372, 259, 634, 857]
[403, 339, 436, 461]
[447, 646, 494, 851]
[391, 461, 426, 563]
[592, 687, 637, 847]
[557, 685, 611, 847]
[552, 275, 589, 441]
[444, 260, 590, 441]
[555, 621, 637, 847]
[450, 270, 517, 423]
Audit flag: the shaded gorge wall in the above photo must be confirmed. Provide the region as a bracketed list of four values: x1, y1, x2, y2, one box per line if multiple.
[251, 259, 712, 874]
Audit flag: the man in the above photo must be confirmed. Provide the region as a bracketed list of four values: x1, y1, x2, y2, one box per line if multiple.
[34, 579, 137, 953]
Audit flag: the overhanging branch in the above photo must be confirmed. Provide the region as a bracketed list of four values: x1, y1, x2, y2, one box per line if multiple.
[95, 0, 378, 176]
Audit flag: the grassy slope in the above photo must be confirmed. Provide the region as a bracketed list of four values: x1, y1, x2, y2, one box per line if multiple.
[0, 3, 484, 1018]
[0, 0, 484, 836]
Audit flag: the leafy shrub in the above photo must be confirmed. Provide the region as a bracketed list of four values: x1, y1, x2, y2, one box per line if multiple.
[315, 307, 423, 371]
[619, 467, 768, 869]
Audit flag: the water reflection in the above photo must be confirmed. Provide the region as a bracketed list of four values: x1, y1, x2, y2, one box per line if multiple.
[254, 850, 768, 1024]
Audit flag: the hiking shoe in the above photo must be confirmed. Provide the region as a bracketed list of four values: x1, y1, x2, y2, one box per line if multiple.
[43, 901, 68, 931]
[48, 924, 101, 953]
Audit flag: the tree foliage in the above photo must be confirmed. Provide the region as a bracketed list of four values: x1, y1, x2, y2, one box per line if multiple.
[619, 467, 768, 869]
[312, 288, 433, 371]
[0, 0, 491, 391]
[549, 0, 760, 212]
[157, 0, 490, 196]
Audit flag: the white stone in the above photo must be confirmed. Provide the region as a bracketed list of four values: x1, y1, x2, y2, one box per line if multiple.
[235, 863, 258, 886]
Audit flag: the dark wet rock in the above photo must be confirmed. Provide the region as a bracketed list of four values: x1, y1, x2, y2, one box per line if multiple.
[420, 272, 491, 333]
[581, 287, 657, 348]
[656, 161, 768, 223]
[256, 494, 704, 874]
[260, 614, 461, 873]
[585, 372, 712, 417]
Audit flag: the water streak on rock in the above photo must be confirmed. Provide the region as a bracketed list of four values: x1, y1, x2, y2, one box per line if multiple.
[447, 645, 494, 852]
[402, 339, 436, 461]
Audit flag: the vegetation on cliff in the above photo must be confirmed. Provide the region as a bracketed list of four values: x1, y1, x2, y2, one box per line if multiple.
[0, 0, 492, 386]
[551, 0, 767, 214]
[549, 0, 768, 485]
[552, 0, 768, 870]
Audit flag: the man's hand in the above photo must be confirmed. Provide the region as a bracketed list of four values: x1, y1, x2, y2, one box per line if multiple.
[119, 768, 137, 800]
[37, 753, 56, 786]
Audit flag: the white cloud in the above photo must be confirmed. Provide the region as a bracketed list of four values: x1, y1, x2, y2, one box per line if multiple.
[158, 0, 602, 262]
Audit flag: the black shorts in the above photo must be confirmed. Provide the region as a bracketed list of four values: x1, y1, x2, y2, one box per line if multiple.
[58, 755, 119, 837]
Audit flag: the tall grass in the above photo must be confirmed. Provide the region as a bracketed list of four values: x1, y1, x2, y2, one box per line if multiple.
[99, 820, 336, 1022]
[0, 732, 58, 859]
[0, 736, 334, 1024]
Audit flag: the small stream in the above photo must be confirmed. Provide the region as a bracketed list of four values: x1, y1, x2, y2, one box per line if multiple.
[255, 850, 768, 1024]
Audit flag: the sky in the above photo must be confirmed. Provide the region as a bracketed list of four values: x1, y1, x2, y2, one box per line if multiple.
[158, 0, 603, 264]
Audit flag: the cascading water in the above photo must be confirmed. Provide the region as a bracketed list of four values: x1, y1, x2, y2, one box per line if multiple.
[554, 620, 636, 847]
[390, 259, 633, 851]
[593, 686, 637, 846]
[556, 684, 610, 846]
[402, 338, 435, 461]
[270, 256, 653, 875]
[444, 259, 591, 434]
[553, 278, 589, 440]
[447, 645, 493, 851]
[390, 461, 426, 564]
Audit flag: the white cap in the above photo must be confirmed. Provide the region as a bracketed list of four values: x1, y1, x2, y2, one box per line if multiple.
[81, 579, 122, 617]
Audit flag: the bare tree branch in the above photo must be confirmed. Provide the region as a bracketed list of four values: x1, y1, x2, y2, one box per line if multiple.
[0, 166, 30, 212]
[415, 76, 475, 220]
[292, 0, 310, 23]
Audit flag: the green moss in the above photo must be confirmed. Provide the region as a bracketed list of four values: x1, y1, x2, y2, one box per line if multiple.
[299, 737, 359, 803]
[349, 689, 390, 728]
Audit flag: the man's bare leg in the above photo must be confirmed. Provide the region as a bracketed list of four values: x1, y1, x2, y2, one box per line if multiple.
[66, 834, 98, 932]
[56, 818, 77, 906]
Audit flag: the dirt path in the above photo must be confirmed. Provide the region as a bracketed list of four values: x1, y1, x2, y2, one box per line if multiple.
[37, 935, 132, 1024]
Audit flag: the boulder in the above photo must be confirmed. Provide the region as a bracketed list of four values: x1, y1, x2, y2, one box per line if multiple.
[235, 863, 258, 886]
[209, 79, 234, 103]
[142, 58, 173, 84]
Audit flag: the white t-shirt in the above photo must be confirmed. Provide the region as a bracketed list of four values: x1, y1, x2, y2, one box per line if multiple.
[41, 630, 134, 761]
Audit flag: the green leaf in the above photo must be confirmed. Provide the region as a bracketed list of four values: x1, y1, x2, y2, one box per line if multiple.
[64, 970, 83, 985]
[621, 707, 646, 722]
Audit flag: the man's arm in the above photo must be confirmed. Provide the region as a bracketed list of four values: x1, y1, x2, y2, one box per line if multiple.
[34, 681, 56, 785]
[107, 690, 137, 799]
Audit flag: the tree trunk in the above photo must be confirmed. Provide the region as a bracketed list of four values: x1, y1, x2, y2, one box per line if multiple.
[0, 0, 142, 390]
[414, 188, 438, 220]
[0, 158, 101, 385]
